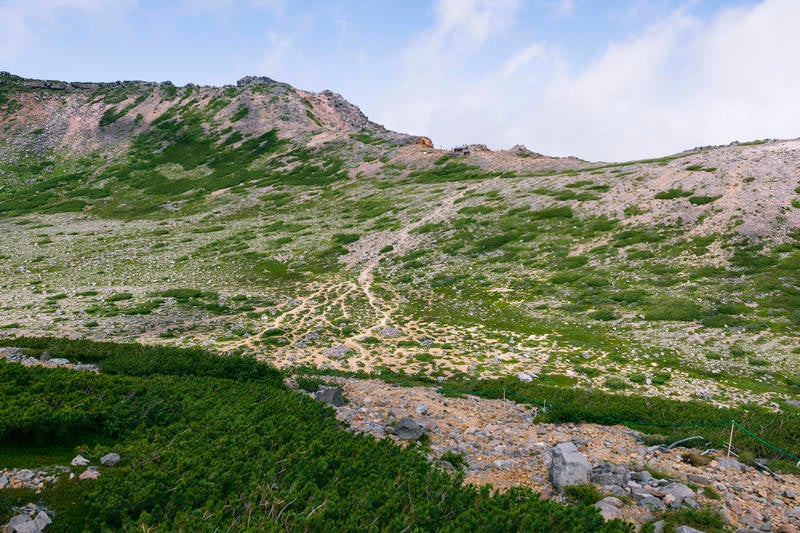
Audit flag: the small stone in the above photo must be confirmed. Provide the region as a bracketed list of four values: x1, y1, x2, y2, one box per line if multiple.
[633, 491, 666, 511]
[599, 496, 623, 508]
[100, 453, 121, 467]
[517, 372, 536, 383]
[71, 454, 90, 466]
[662, 493, 676, 506]
[79, 469, 100, 480]
[687, 474, 711, 485]
[415, 403, 430, 416]
[631, 470, 654, 483]
[594, 500, 621, 520]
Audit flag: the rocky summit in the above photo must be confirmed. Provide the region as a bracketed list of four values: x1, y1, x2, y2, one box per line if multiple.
[2, 72, 800, 531]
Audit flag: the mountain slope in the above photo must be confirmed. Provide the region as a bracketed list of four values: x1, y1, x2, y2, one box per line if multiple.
[1, 73, 799, 410]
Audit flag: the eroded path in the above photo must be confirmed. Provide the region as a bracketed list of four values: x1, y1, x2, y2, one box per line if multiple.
[356, 186, 474, 328]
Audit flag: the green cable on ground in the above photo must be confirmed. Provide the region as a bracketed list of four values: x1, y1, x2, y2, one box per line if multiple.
[601, 416, 732, 428]
[732, 420, 800, 463]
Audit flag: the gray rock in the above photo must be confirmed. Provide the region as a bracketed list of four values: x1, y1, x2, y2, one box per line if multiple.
[48, 358, 70, 366]
[787, 400, 800, 408]
[716, 458, 746, 471]
[592, 462, 630, 487]
[663, 482, 695, 507]
[322, 345, 350, 359]
[549, 442, 591, 491]
[100, 453, 121, 467]
[379, 326, 402, 338]
[687, 474, 712, 485]
[6, 511, 51, 533]
[313, 386, 345, 407]
[652, 521, 666, 533]
[682, 497, 700, 510]
[71, 454, 90, 466]
[594, 500, 621, 520]
[6, 514, 33, 532]
[394, 417, 424, 441]
[631, 470, 654, 483]
[0, 474, 8, 488]
[633, 491, 666, 511]
[674, 526, 706, 533]
[598, 496, 623, 508]
[415, 403, 430, 416]
[517, 371, 536, 383]
[79, 469, 100, 480]
[16, 469, 35, 482]
[32, 512, 52, 533]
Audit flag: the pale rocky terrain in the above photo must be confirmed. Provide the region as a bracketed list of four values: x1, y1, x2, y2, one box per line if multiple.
[306, 377, 800, 531]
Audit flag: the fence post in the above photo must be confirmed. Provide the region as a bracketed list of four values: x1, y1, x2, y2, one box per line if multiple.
[727, 420, 735, 459]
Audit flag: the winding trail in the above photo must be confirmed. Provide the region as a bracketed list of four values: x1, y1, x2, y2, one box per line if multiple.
[357, 186, 473, 328]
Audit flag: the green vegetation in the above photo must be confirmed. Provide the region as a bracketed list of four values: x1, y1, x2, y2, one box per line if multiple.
[689, 194, 722, 205]
[0, 338, 628, 532]
[654, 188, 693, 200]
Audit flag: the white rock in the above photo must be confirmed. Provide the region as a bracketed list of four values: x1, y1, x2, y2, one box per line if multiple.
[71, 454, 90, 466]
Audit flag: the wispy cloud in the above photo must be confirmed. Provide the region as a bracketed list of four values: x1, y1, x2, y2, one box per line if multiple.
[376, 0, 800, 161]
[258, 29, 295, 78]
[501, 43, 546, 78]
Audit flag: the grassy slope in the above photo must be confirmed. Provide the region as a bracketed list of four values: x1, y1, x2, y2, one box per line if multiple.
[0, 74, 798, 409]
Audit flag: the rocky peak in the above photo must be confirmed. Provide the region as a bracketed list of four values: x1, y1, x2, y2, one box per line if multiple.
[237, 75, 280, 88]
[315, 89, 375, 132]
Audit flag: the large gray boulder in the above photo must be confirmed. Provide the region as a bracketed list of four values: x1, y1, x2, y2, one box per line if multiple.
[394, 417, 424, 441]
[549, 442, 591, 491]
[313, 386, 345, 407]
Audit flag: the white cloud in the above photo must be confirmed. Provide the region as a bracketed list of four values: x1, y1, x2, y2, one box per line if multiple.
[376, 0, 800, 161]
[501, 43, 545, 78]
[258, 29, 295, 78]
[0, 0, 126, 61]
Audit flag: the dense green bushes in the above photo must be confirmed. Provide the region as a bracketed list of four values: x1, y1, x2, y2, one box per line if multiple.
[0, 338, 629, 531]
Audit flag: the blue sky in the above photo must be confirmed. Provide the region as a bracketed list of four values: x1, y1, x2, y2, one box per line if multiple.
[2, 0, 799, 160]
